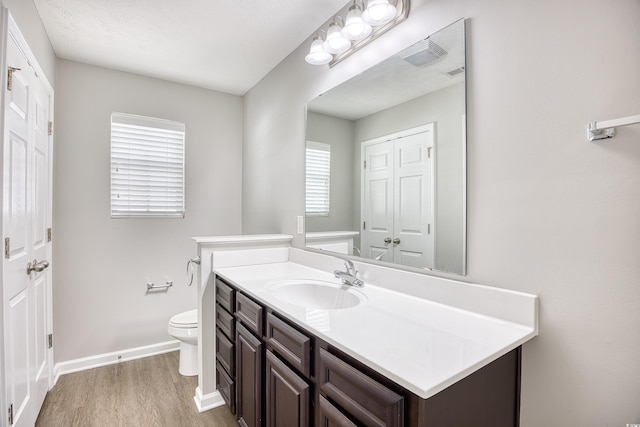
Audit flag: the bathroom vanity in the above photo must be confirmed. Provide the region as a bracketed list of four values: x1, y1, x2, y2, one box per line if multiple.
[199, 240, 538, 427]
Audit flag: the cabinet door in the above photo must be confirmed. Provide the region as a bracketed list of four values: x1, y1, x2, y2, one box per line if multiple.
[236, 322, 263, 427]
[265, 350, 310, 427]
[318, 395, 357, 427]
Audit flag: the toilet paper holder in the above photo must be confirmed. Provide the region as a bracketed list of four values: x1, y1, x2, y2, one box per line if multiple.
[147, 280, 173, 290]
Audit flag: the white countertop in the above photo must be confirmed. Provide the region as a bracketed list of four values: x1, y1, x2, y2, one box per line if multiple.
[214, 260, 537, 399]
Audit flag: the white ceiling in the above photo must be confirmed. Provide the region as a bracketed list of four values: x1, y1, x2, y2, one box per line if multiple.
[33, 0, 348, 95]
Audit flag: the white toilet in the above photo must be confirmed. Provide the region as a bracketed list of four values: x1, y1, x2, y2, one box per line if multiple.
[167, 309, 198, 376]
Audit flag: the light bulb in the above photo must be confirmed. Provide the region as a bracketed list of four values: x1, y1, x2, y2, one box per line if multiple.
[305, 37, 332, 65]
[342, 5, 372, 40]
[362, 0, 397, 26]
[323, 21, 351, 54]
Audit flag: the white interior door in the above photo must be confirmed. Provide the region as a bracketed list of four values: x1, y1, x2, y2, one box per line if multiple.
[31, 67, 53, 414]
[361, 141, 393, 261]
[2, 15, 53, 427]
[393, 129, 434, 269]
[361, 124, 434, 269]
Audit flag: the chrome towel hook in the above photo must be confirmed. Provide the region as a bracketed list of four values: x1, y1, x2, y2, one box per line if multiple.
[186, 256, 201, 286]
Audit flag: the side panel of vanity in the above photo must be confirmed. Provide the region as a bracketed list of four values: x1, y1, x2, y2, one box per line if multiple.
[194, 235, 293, 411]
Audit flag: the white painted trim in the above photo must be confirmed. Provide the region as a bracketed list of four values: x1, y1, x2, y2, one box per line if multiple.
[193, 234, 293, 245]
[52, 340, 180, 385]
[194, 386, 225, 412]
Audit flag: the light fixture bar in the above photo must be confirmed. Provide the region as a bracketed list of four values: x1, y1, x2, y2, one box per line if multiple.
[304, 0, 410, 67]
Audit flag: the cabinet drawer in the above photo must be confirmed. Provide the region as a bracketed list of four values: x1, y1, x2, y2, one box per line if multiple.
[318, 395, 357, 427]
[319, 348, 404, 427]
[236, 292, 263, 336]
[216, 328, 235, 375]
[216, 303, 235, 340]
[216, 277, 235, 313]
[216, 361, 236, 415]
[266, 312, 312, 377]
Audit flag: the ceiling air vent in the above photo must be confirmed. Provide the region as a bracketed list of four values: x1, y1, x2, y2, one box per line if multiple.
[398, 38, 447, 67]
[445, 66, 465, 77]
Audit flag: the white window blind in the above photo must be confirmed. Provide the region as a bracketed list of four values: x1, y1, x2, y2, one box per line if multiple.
[111, 112, 185, 218]
[305, 141, 331, 216]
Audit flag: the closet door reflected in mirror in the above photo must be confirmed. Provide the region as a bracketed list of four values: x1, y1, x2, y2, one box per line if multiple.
[361, 124, 434, 269]
[305, 19, 466, 276]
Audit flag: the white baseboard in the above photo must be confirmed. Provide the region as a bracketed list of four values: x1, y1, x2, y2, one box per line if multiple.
[194, 386, 225, 412]
[53, 340, 180, 385]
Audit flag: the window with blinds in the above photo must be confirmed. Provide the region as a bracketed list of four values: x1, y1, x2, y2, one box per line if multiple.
[305, 141, 331, 216]
[110, 112, 185, 218]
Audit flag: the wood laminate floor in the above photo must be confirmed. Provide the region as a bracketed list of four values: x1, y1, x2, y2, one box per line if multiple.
[36, 351, 237, 427]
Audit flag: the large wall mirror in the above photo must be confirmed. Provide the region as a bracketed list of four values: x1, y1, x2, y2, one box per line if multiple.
[305, 19, 466, 275]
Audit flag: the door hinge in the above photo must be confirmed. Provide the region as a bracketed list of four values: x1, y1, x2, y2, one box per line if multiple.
[47, 228, 52, 242]
[428, 224, 431, 234]
[8, 403, 13, 425]
[363, 160, 366, 169]
[363, 221, 366, 230]
[4, 237, 10, 259]
[7, 66, 20, 92]
[427, 147, 432, 158]
[48, 121, 53, 136]
[48, 333, 53, 349]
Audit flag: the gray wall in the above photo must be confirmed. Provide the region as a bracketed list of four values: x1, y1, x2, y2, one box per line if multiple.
[54, 60, 243, 362]
[305, 111, 355, 233]
[243, 0, 640, 425]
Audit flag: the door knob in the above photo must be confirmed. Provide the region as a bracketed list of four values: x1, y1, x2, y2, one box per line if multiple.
[393, 238, 401, 245]
[384, 237, 392, 244]
[27, 259, 49, 275]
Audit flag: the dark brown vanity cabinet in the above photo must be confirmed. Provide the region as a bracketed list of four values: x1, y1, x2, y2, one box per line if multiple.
[265, 349, 310, 427]
[236, 322, 264, 427]
[318, 348, 404, 426]
[216, 276, 315, 427]
[235, 290, 265, 427]
[318, 395, 357, 427]
[214, 275, 522, 427]
[265, 312, 313, 427]
[215, 278, 236, 414]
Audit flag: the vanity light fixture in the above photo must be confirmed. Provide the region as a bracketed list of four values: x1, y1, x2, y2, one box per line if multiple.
[362, 0, 397, 26]
[305, 0, 409, 66]
[324, 17, 352, 54]
[343, 4, 372, 40]
[305, 32, 333, 65]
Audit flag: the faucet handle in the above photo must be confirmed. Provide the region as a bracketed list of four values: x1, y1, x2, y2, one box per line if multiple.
[343, 259, 356, 275]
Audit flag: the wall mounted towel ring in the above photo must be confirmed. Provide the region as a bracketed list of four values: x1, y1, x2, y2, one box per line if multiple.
[186, 256, 201, 286]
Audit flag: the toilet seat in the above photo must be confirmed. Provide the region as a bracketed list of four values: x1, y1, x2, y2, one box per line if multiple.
[169, 309, 198, 328]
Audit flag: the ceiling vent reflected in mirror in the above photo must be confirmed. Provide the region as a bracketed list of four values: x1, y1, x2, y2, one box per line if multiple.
[398, 38, 447, 67]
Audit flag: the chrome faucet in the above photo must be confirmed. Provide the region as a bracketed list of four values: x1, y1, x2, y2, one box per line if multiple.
[334, 259, 364, 287]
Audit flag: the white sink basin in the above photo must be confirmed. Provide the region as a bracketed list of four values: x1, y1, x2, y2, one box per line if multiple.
[267, 279, 366, 310]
